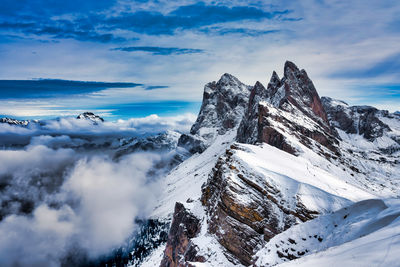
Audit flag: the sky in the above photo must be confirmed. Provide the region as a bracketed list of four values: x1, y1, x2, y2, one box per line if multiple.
[0, 0, 399, 119]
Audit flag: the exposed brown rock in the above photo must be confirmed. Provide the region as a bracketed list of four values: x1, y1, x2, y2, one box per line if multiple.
[160, 203, 204, 267]
[257, 104, 298, 155]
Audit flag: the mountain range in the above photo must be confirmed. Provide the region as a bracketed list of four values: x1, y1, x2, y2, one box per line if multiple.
[136, 61, 400, 266]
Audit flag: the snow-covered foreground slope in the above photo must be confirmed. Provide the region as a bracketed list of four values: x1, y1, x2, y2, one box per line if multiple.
[270, 199, 400, 267]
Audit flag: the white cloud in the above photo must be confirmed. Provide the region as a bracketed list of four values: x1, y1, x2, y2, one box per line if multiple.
[0, 113, 195, 139]
[0, 145, 167, 266]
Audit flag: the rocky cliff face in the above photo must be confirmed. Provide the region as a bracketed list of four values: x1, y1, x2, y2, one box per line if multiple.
[178, 73, 251, 153]
[279, 61, 329, 126]
[237, 61, 338, 157]
[158, 61, 344, 266]
[160, 203, 203, 267]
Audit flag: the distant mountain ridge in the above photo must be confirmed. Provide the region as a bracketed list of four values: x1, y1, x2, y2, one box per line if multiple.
[0, 117, 31, 126]
[0, 112, 105, 126]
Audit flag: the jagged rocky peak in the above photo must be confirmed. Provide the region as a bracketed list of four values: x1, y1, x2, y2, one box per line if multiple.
[279, 61, 329, 125]
[191, 73, 250, 134]
[237, 61, 338, 156]
[76, 112, 104, 123]
[178, 73, 251, 153]
[236, 81, 267, 144]
[266, 71, 282, 96]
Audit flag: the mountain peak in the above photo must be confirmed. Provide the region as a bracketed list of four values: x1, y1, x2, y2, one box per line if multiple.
[284, 60, 300, 77]
[279, 62, 330, 125]
[237, 61, 337, 155]
[76, 112, 104, 123]
[270, 71, 281, 84]
[183, 61, 334, 154]
[178, 73, 250, 153]
[217, 73, 242, 87]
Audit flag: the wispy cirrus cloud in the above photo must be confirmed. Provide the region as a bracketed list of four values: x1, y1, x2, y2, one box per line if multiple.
[111, 46, 204, 55]
[329, 52, 400, 80]
[199, 27, 280, 36]
[145, 85, 169, 90]
[0, 21, 126, 43]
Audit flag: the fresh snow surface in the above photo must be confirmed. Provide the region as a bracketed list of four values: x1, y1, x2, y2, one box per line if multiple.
[266, 199, 400, 267]
[337, 128, 396, 150]
[235, 144, 374, 206]
[335, 128, 400, 198]
[259, 101, 400, 198]
[379, 114, 400, 138]
[137, 243, 166, 267]
[143, 127, 392, 266]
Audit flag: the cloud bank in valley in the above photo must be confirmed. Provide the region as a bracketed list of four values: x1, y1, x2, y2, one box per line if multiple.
[0, 113, 196, 146]
[0, 145, 165, 266]
[0, 113, 193, 266]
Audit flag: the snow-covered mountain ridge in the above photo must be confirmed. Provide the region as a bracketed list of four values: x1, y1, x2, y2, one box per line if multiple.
[0, 112, 105, 127]
[138, 61, 400, 267]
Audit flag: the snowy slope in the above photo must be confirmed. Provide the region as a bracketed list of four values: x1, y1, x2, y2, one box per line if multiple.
[263, 199, 400, 267]
[235, 144, 374, 207]
[321, 97, 400, 197]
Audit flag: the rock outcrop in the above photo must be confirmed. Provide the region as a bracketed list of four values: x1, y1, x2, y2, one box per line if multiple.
[279, 61, 329, 126]
[160, 203, 204, 267]
[178, 73, 251, 154]
[156, 61, 400, 267]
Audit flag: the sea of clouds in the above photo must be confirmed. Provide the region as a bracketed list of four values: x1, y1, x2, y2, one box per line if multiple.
[0, 113, 196, 266]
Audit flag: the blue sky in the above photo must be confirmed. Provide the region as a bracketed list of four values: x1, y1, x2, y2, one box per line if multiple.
[0, 0, 399, 119]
